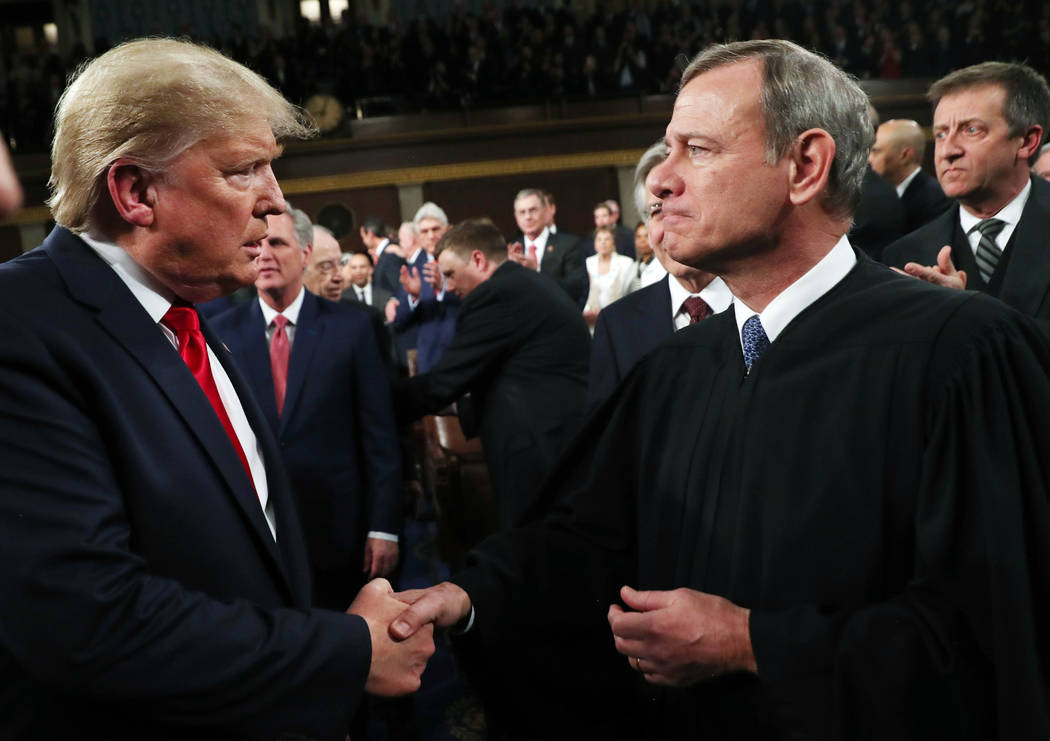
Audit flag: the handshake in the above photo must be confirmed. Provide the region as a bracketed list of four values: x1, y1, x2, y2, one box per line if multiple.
[348, 579, 471, 695]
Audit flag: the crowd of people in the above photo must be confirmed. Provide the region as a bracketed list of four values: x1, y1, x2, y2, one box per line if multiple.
[3, 21, 1050, 741]
[4, 0, 1050, 152]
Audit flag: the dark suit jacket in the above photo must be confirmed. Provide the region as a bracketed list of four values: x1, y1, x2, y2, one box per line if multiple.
[0, 228, 369, 741]
[884, 176, 1050, 323]
[587, 275, 674, 408]
[341, 281, 393, 310]
[851, 164, 907, 262]
[392, 277, 461, 374]
[900, 168, 952, 234]
[213, 291, 402, 576]
[522, 230, 588, 306]
[372, 244, 404, 298]
[396, 261, 591, 528]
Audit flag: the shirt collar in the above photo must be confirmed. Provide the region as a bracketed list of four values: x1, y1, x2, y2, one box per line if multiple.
[525, 227, 549, 248]
[667, 274, 733, 317]
[375, 238, 390, 258]
[79, 230, 176, 324]
[258, 286, 306, 326]
[733, 234, 857, 346]
[896, 166, 923, 198]
[958, 177, 1031, 234]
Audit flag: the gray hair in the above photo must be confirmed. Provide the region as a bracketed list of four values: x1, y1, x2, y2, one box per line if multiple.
[413, 201, 448, 226]
[48, 37, 314, 232]
[680, 39, 872, 218]
[929, 61, 1050, 163]
[285, 202, 313, 250]
[513, 188, 546, 205]
[633, 140, 668, 224]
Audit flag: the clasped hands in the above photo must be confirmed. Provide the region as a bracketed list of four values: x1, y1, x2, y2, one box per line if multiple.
[385, 581, 756, 688]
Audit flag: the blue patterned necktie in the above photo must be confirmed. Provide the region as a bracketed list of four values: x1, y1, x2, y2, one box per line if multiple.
[742, 315, 770, 372]
[971, 218, 1005, 284]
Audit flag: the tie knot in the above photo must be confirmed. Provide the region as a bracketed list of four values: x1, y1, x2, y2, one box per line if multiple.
[272, 314, 289, 330]
[162, 305, 199, 336]
[973, 218, 1005, 239]
[682, 295, 711, 324]
[741, 314, 770, 372]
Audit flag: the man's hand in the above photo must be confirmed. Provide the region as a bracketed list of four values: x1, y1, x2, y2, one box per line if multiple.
[384, 297, 399, 323]
[421, 260, 444, 294]
[347, 578, 434, 696]
[507, 241, 538, 270]
[607, 585, 755, 686]
[389, 581, 472, 639]
[399, 265, 423, 299]
[363, 537, 399, 578]
[894, 245, 967, 290]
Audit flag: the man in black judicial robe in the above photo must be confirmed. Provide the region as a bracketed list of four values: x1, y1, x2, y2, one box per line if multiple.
[390, 41, 1050, 741]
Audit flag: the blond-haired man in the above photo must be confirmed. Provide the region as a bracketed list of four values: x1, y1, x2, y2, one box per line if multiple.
[0, 38, 431, 741]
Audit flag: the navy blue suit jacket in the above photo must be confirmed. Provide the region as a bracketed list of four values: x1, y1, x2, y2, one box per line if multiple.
[587, 275, 674, 408]
[213, 291, 402, 571]
[0, 228, 369, 740]
[392, 275, 461, 374]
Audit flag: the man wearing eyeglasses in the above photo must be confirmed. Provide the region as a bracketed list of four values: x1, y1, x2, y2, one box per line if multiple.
[304, 224, 347, 301]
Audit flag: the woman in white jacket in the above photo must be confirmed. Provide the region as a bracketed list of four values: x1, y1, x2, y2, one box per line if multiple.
[583, 225, 638, 331]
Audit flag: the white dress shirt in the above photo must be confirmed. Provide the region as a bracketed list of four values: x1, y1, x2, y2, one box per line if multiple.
[958, 178, 1030, 259]
[732, 234, 856, 358]
[81, 232, 276, 539]
[668, 275, 734, 331]
[638, 257, 667, 288]
[524, 227, 550, 270]
[895, 166, 923, 198]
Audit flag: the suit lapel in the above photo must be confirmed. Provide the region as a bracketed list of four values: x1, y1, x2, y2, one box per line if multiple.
[643, 276, 676, 336]
[281, 291, 322, 433]
[997, 178, 1050, 316]
[45, 230, 289, 581]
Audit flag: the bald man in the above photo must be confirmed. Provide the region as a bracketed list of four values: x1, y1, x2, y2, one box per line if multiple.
[869, 118, 952, 233]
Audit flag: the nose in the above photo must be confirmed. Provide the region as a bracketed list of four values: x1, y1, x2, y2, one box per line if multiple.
[254, 164, 285, 218]
[937, 131, 963, 162]
[647, 154, 679, 201]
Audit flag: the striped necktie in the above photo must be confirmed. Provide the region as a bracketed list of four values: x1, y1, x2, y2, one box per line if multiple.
[971, 218, 1006, 284]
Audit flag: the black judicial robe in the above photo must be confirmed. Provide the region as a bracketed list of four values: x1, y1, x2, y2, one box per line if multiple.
[452, 255, 1050, 740]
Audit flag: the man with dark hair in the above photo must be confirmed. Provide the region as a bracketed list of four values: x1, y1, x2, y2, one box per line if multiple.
[884, 61, 1050, 324]
[869, 118, 952, 233]
[394, 41, 1050, 740]
[395, 219, 590, 530]
[360, 216, 402, 297]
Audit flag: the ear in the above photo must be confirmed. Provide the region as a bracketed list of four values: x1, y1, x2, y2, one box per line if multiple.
[1017, 125, 1043, 162]
[106, 160, 159, 228]
[300, 243, 312, 270]
[472, 249, 488, 271]
[787, 128, 836, 208]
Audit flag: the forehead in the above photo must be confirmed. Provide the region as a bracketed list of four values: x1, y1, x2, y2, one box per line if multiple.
[311, 239, 340, 261]
[349, 254, 371, 266]
[418, 217, 444, 231]
[515, 195, 541, 210]
[669, 60, 764, 139]
[192, 118, 280, 164]
[267, 212, 297, 242]
[934, 84, 1007, 124]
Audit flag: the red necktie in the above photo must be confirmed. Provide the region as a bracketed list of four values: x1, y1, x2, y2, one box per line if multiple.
[682, 296, 711, 325]
[269, 315, 290, 416]
[162, 305, 256, 491]
[527, 242, 538, 268]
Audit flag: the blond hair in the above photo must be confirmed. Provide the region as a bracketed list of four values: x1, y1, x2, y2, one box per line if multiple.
[48, 37, 315, 231]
